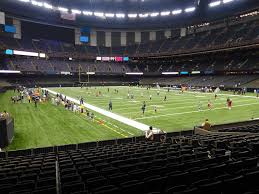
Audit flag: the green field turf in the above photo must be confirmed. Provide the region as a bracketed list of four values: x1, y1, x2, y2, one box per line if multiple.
[1, 86, 259, 151]
[0, 91, 141, 151]
[52, 86, 259, 132]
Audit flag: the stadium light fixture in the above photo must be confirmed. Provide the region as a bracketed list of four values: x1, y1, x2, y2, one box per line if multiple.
[31, 0, 43, 6]
[105, 13, 115, 18]
[18, 0, 30, 2]
[83, 11, 93, 16]
[71, 9, 81, 14]
[172, 9, 182, 15]
[58, 7, 68, 12]
[116, 13, 125, 18]
[39, 53, 46, 58]
[191, 71, 201, 74]
[223, 0, 234, 3]
[139, 13, 149, 18]
[162, 72, 179, 75]
[150, 12, 159, 17]
[94, 12, 104, 17]
[0, 70, 21, 74]
[128, 13, 138, 18]
[126, 72, 143, 75]
[87, 72, 95, 75]
[209, 1, 221, 7]
[160, 11, 170, 16]
[13, 50, 39, 57]
[185, 7, 196, 13]
[43, 2, 53, 9]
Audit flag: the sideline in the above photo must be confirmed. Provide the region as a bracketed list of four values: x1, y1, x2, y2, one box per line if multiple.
[44, 88, 160, 133]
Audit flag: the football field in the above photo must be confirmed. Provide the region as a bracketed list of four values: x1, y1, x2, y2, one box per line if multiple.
[52, 86, 259, 132]
[1, 86, 259, 151]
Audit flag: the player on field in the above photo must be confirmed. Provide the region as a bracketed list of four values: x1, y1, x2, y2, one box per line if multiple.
[80, 97, 84, 105]
[149, 94, 152, 100]
[109, 100, 112, 111]
[154, 106, 157, 113]
[227, 98, 232, 110]
[143, 101, 146, 109]
[157, 90, 160, 96]
[141, 104, 146, 115]
[208, 100, 212, 110]
[80, 104, 84, 113]
[164, 95, 167, 101]
[214, 94, 218, 100]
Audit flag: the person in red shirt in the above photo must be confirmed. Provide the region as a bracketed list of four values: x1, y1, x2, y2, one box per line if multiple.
[227, 98, 232, 110]
[208, 100, 212, 110]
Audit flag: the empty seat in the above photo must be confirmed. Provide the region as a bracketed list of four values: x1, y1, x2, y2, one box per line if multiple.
[62, 182, 85, 194]
[144, 176, 167, 193]
[198, 181, 222, 194]
[223, 175, 244, 194]
[92, 185, 118, 194]
[120, 180, 145, 194]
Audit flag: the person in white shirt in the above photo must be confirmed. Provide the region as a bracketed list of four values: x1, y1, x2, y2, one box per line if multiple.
[145, 126, 154, 141]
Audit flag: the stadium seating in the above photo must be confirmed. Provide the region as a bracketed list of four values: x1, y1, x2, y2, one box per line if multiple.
[139, 74, 259, 88]
[218, 123, 259, 133]
[1, 131, 259, 194]
[1, 15, 259, 58]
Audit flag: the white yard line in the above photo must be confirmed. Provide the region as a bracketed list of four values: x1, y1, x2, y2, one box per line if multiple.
[45, 88, 159, 133]
[135, 102, 259, 120]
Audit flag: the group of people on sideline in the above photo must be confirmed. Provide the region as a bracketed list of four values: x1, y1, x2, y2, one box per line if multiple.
[11, 86, 48, 107]
[52, 94, 95, 120]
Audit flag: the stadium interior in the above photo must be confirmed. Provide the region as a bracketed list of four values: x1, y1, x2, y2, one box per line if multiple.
[0, 0, 259, 193]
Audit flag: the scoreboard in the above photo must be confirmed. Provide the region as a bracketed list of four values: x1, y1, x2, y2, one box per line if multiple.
[96, 56, 129, 62]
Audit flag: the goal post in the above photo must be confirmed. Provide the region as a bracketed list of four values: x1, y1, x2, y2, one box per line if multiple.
[78, 64, 90, 84]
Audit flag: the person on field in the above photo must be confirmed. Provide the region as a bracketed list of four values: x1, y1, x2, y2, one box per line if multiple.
[80, 97, 84, 105]
[109, 100, 112, 111]
[208, 100, 212, 110]
[141, 101, 146, 115]
[227, 98, 233, 110]
[27, 95, 31, 103]
[34, 96, 39, 108]
[80, 104, 84, 113]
